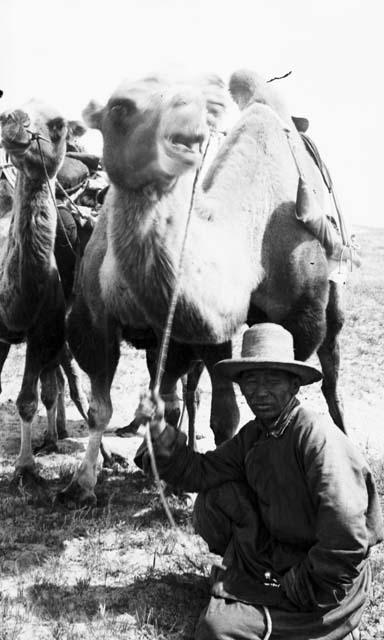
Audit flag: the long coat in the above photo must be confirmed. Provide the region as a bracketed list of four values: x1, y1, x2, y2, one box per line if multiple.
[136, 400, 383, 639]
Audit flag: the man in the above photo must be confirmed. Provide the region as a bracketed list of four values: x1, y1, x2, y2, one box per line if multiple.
[135, 323, 383, 640]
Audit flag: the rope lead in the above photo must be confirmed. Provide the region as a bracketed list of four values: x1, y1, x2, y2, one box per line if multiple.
[146, 135, 212, 528]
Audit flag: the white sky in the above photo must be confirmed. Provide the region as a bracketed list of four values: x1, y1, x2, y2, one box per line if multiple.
[1, 0, 383, 227]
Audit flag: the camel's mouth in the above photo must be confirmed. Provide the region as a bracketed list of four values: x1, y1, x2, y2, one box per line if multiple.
[167, 132, 205, 155]
[1, 137, 31, 155]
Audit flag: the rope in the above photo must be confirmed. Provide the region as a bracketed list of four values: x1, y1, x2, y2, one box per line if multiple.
[153, 135, 211, 393]
[55, 179, 87, 218]
[144, 134, 212, 528]
[262, 606, 273, 640]
[34, 135, 78, 257]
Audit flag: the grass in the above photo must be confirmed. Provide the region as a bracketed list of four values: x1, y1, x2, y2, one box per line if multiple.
[0, 469, 211, 640]
[0, 224, 384, 639]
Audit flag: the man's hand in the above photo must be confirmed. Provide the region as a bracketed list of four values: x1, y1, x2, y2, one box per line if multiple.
[135, 390, 166, 440]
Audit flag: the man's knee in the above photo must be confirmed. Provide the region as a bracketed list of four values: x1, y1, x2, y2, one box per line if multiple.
[195, 599, 231, 640]
[193, 482, 258, 555]
[195, 597, 265, 640]
[192, 483, 239, 555]
[195, 603, 216, 640]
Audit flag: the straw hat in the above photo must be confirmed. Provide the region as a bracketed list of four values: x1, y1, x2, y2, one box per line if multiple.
[215, 323, 322, 386]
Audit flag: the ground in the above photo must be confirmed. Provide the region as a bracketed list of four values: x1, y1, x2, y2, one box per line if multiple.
[0, 225, 383, 639]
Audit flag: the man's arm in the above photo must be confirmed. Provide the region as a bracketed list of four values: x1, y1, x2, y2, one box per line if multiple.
[133, 391, 254, 492]
[281, 422, 383, 611]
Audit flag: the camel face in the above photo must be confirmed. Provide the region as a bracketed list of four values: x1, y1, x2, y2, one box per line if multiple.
[91, 78, 208, 190]
[0, 100, 67, 180]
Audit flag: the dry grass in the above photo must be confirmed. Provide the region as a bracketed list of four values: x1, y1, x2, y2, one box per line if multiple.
[0, 224, 383, 639]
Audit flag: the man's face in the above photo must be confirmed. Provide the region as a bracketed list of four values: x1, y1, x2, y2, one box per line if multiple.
[238, 368, 300, 424]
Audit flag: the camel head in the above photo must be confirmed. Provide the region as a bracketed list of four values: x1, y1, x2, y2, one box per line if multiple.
[83, 76, 209, 191]
[66, 119, 88, 152]
[0, 100, 67, 180]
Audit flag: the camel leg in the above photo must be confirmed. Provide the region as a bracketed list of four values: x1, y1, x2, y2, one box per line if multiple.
[57, 353, 112, 467]
[55, 365, 68, 439]
[317, 282, 346, 432]
[58, 373, 116, 508]
[280, 289, 346, 431]
[147, 344, 202, 446]
[0, 341, 11, 394]
[183, 360, 205, 450]
[60, 342, 89, 421]
[34, 366, 61, 454]
[14, 342, 45, 477]
[197, 342, 240, 445]
[58, 314, 121, 507]
[281, 292, 327, 362]
[116, 344, 195, 437]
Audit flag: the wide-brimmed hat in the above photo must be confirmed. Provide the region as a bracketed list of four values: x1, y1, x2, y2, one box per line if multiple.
[214, 323, 322, 386]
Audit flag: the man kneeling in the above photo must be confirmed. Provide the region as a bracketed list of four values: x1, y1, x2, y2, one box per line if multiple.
[135, 323, 383, 640]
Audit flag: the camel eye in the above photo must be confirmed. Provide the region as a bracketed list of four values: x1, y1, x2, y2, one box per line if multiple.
[48, 117, 66, 140]
[109, 99, 136, 122]
[50, 117, 65, 131]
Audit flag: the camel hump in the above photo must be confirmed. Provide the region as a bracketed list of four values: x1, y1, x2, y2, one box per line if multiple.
[229, 69, 292, 123]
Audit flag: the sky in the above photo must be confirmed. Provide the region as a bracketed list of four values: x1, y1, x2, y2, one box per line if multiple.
[1, 0, 383, 228]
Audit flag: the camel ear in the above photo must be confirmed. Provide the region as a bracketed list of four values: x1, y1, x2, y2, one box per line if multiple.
[292, 116, 309, 133]
[82, 100, 104, 130]
[68, 120, 87, 138]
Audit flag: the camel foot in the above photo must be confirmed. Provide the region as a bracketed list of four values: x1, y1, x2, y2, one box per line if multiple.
[115, 420, 139, 437]
[55, 481, 97, 510]
[34, 435, 59, 456]
[100, 440, 129, 469]
[101, 451, 128, 469]
[11, 468, 49, 500]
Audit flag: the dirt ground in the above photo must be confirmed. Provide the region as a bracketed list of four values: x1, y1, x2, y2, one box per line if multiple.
[0, 224, 383, 639]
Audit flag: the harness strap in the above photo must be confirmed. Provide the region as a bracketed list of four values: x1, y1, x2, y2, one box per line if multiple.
[34, 136, 78, 257]
[299, 132, 350, 247]
[300, 133, 333, 192]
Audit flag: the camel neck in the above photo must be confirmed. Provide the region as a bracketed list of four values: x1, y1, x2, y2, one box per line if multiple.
[0, 170, 58, 331]
[12, 171, 57, 260]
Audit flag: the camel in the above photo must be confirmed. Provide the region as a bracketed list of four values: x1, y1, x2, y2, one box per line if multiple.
[1, 112, 203, 456]
[60, 70, 345, 507]
[0, 100, 91, 482]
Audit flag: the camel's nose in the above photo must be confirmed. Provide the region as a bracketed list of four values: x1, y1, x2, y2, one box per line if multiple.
[0, 109, 30, 127]
[0, 110, 31, 147]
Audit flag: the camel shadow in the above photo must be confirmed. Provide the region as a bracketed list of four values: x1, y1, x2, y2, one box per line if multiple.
[0, 397, 89, 458]
[27, 571, 209, 637]
[0, 469, 195, 578]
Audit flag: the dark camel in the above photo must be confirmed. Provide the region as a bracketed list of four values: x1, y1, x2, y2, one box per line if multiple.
[0, 100, 89, 480]
[59, 71, 345, 507]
